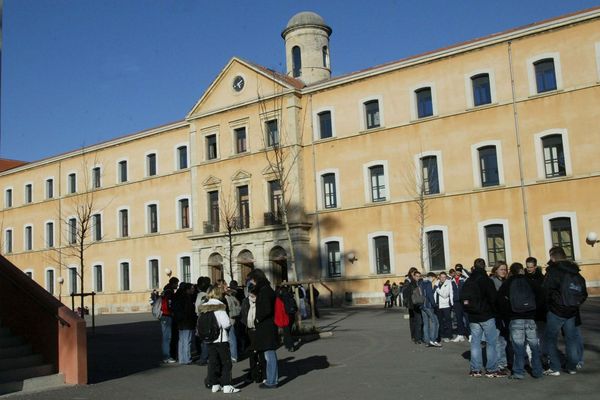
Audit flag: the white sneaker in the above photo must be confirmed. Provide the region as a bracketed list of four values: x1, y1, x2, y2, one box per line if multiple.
[442, 338, 450, 343]
[222, 385, 240, 394]
[451, 335, 465, 342]
[211, 385, 222, 393]
[430, 341, 442, 347]
[163, 358, 176, 364]
[543, 369, 560, 376]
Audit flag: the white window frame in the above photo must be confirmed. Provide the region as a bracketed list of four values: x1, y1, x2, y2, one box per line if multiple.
[66, 171, 78, 194]
[145, 201, 160, 234]
[44, 267, 56, 295]
[144, 150, 159, 178]
[45, 177, 55, 199]
[595, 42, 600, 82]
[116, 158, 129, 184]
[470, 140, 505, 188]
[464, 69, 497, 109]
[92, 211, 104, 241]
[44, 219, 55, 248]
[229, 120, 250, 155]
[4, 228, 14, 253]
[178, 253, 193, 283]
[477, 218, 512, 265]
[175, 195, 192, 230]
[534, 128, 572, 179]
[312, 106, 337, 140]
[24, 182, 33, 204]
[91, 262, 105, 293]
[316, 168, 341, 210]
[116, 207, 130, 238]
[368, 231, 395, 275]
[118, 259, 132, 292]
[66, 215, 77, 244]
[414, 150, 445, 195]
[147, 256, 162, 290]
[423, 225, 450, 272]
[542, 211, 581, 261]
[4, 186, 13, 208]
[363, 160, 390, 203]
[410, 82, 438, 120]
[174, 143, 190, 170]
[203, 131, 220, 161]
[359, 95, 384, 131]
[320, 236, 345, 278]
[90, 165, 102, 190]
[23, 224, 34, 251]
[527, 52, 563, 96]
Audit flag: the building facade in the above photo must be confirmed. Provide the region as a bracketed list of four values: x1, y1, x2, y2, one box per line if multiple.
[1, 9, 600, 311]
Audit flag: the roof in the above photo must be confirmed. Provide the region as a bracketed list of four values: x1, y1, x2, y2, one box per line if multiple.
[0, 158, 28, 172]
[240, 58, 305, 90]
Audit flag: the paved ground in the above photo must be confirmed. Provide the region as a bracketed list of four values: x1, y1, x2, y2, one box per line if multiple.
[7, 298, 600, 400]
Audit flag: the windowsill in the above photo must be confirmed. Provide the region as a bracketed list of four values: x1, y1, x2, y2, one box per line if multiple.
[528, 88, 563, 99]
[466, 102, 498, 111]
[472, 184, 506, 192]
[370, 273, 395, 278]
[411, 115, 436, 123]
[228, 152, 248, 160]
[314, 136, 336, 143]
[320, 206, 341, 212]
[145, 232, 160, 237]
[536, 174, 570, 183]
[361, 126, 384, 133]
[200, 158, 221, 165]
[366, 199, 390, 206]
[422, 192, 445, 199]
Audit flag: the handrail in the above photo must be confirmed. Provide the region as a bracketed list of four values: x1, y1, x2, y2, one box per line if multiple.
[0, 265, 71, 327]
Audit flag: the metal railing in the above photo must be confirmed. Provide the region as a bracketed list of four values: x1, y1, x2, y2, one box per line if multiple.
[203, 221, 219, 234]
[264, 211, 283, 226]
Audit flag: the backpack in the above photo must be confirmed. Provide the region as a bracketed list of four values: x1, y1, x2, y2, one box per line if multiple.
[459, 277, 483, 314]
[411, 284, 425, 306]
[225, 295, 241, 318]
[151, 296, 163, 320]
[282, 293, 298, 314]
[559, 272, 587, 307]
[509, 278, 536, 313]
[196, 311, 221, 343]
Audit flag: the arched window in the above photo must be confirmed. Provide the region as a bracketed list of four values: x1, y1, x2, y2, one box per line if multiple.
[292, 46, 302, 77]
[322, 46, 329, 68]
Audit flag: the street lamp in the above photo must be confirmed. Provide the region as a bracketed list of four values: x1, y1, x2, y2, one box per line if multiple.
[586, 232, 599, 247]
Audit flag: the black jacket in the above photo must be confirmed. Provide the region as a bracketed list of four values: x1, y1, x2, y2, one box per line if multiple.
[254, 280, 278, 351]
[172, 292, 197, 330]
[525, 267, 547, 321]
[463, 268, 497, 323]
[543, 260, 588, 319]
[496, 274, 543, 321]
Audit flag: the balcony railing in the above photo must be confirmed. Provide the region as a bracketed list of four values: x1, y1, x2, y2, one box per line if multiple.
[236, 215, 250, 230]
[264, 211, 283, 226]
[203, 221, 219, 234]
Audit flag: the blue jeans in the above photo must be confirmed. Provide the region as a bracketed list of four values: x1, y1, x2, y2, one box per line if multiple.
[178, 329, 193, 364]
[422, 307, 439, 343]
[469, 318, 498, 372]
[264, 350, 278, 386]
[160, 316, 172, 359]
[510, 319, 543, 377]
[545, 311, 579, 371]
[496, 328, 508, 368]
[575, 325, 583, 365]
[229, 323, 238, 361]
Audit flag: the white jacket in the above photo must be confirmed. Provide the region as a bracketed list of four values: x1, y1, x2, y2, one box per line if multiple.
[198, 298, 231, 343]
[435, 280, 453, 309]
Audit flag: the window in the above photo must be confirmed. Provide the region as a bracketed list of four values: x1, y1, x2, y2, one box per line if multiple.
[318, 111, 333, 139]
[46, 222, 54, 248]
[478, 146, 499, 187]
[534, 58, 557, 93]
[269, 180, 282, 215]
[205, 191, 219, 233]
[369, 165, 386, 202]
[68, 173, 77, 194]
[180, 256, 191, 283]
[5, 188, 12, 208]
[485, 224, 505, 267]
[177, 146, 188, 169]
[120, 262, 130, 291]
[69, 267, 78, 294]
[206, 135, 218, 160]
[235, 127, 247, 154]
[92, 167, 101, 189]
[24, 270, 33, 279]
[292, 45, 302, 77]
[322, 173, 337, 209]
[265, 120, 279, 147]
[426, 231, 446, 270]
[146, 153, 157, 176]
[237, 186, 250, 229]
[148, 204, 158, 233]
[179, 199, 190, 229]
[364, 100, 380, 129]
[93, 265, 103, 293]
[118, 160, 128, 183]
[46, 179, 54, 199]
[374, 236, 390, 274]
[46, 269, 55, 295]
[322, 46, 328, 68]
[149, 259, 160, 289]
[472, 74, 491, 106]
[119, 209, 129, 237]
[92, 214, 102, 241]
[421, 156, 439, 195]
[550, 217, 574, 260]
[68, 218, 77, 244]
[24, 226, 32, 251]
[4, 229, 13, 253]
[325, 241, 341, 277]
[24, 184, 33, 203]
[542, 135, 566, 178]
[416, 87, 433, 118]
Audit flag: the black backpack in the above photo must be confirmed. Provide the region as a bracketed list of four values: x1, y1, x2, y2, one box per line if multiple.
[411, 284, 425, 306]
[282, 293, 298, 314]
[559, 272, 587, 307]
[196, 311, 221, 343]
[459, 277, 483, 314]
[509, 278, 536, 313]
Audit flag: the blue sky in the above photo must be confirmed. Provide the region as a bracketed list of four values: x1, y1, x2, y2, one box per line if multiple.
[1, 0, 599, 162]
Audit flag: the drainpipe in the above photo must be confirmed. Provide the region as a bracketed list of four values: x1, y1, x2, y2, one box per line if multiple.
[309, 95, 323, 277]
[507, 41, 532, 256]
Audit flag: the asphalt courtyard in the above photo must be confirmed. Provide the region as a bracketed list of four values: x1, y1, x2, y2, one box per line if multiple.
[7, 298, 600, 400]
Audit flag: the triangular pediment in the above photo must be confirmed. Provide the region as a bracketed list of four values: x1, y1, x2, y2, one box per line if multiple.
[261, 165, 277, 177]
[202, 175, 222, 187]
[231, 169, 252, 182]
[187, 57, 304, 119]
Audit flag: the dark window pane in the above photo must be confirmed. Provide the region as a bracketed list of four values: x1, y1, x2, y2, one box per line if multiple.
[421, 156, 439, 195]
[427, 231, 446, 270]
[478, 146, 499, 186]
[179, 199, 190, 229]
[68, 173, 76, 193]
[178, 146, 188, 169]
[322, 173, 337, 208]
[149, 204, 158, 233]
[69, 218, 77, 244]
[93, 214, 102, 241]
[147, 154, 157, 176]
[119, 161, 128, 182]
[150, 260, 159, 289]
[472, 74, 491, 106]
[238, 186, 250, 229]
[69, 268, 78, 294]
[292, 46, 301, 77]
[322, 46, 328, 67]
[206, 135, 218, 160]
[94, 265, 103, 292]
[542, 135, 566, 178]
[266, 120, 279, 146]
[121, 262, 130, 291]
[46, 179, 54, 199]
[374, 236, 390, 274]
[235, 127, 247, 153]
[318, 111, 333, 139]
[369, 165, 386, 202]
[181, 257, 191, 283]
[364, 100, 380, 129]
[208, 191, 219, 230]
[47, 222, 54, 247]
[416, 87, 433, 118]
[550, 217, 574, 260]
[269, 180, 282, 215]
[120, 210, 129, 237]
[46, 270, 54, 295]
[92, 167, 101, 188]
[326, 241, 341, 277]
[25, 184, 32, 203]
[485, 224, 505, 267]
[534, 59, 557, 93]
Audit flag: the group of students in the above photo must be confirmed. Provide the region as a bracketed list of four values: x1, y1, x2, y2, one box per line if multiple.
[399, 245, 588, 379]
[154, 268, 301, 393]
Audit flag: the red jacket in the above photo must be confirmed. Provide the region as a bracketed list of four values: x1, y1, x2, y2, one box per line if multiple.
[274, 297, 290, 328]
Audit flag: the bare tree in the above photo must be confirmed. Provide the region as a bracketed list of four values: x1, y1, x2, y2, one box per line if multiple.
[219, 191, 239, 283]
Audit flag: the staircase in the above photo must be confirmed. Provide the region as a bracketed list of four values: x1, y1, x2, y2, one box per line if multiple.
[0, 321, 63, 395]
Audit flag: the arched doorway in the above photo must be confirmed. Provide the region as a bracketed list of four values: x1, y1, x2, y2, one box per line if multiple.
[237, 250, 255, 284]
[208, 253, 223, 284]
[269, 246, 288, 285]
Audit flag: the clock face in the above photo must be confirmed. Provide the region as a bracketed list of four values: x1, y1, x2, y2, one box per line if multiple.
[233, 75, 245, 92]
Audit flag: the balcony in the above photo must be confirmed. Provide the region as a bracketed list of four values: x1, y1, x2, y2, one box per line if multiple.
[263, 211, 283, 226]
[203, 221, 219, 234]
[235, 215, 250, 230]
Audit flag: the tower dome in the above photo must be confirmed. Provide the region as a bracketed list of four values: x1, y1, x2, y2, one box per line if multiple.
[281, 11, 332, 84]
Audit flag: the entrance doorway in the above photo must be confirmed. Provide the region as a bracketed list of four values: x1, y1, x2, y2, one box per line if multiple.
[269, 246, 288, 285]
[237, 249, 255, 283]
[208, 253, 223, 284]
